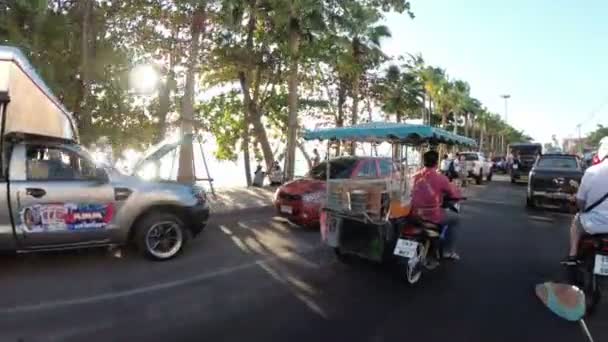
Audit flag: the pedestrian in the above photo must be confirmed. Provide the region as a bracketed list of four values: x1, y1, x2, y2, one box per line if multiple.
[312, 148, 321, 168]
[269, 161, 283, 186]
[454, 153, 467, 187]
[440, 154, 450, 176]
[252, 165, 265, 187]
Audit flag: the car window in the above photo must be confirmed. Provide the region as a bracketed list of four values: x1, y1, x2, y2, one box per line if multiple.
[379, 159, 394, 176]
[26, 145, 97, 181]
[308, 158, 358, 180]
[462, 153, 478, 161]
[537, 157, 578, 169]
[356, 160, 377, 178]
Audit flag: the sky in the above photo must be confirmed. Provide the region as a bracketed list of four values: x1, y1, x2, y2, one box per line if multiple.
[382, 0, 608, 145]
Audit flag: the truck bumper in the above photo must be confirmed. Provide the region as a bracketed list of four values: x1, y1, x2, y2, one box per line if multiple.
[185, 204, 210, 237]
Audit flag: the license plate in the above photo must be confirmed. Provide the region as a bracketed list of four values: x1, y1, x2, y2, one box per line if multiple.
[393, 239, 418, 258]
[594, 255, 608, 275]
[280, 205, 293, 214]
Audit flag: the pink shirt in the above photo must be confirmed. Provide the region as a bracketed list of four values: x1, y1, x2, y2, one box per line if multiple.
[410, 167, 460, 224]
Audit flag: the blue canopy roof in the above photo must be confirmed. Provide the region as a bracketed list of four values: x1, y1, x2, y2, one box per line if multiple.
[303, 122, 477, 146]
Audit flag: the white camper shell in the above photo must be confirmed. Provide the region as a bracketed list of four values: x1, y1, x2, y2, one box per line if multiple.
[0, 46, 78, 142]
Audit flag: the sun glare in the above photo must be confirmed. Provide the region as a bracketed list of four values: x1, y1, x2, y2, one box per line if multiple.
[129, 64, 159, 95]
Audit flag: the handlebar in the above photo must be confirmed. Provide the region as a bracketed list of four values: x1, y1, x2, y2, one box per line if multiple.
[445, 197, 467, 202]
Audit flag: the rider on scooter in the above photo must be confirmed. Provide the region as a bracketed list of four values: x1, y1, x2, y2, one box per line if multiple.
[410, 150, 461, 260]
[562, 136, 608, 265]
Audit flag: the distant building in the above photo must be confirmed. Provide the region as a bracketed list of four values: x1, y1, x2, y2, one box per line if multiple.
[562, 137, 591, 155]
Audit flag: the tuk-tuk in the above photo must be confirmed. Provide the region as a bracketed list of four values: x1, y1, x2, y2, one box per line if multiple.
[303, 122, 476, 267]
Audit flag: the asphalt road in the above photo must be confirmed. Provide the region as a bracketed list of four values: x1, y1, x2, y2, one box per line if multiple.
[1, 175, 606, 342]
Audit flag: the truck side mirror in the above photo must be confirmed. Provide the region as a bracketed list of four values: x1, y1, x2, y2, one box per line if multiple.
[95, 167, 109, 183]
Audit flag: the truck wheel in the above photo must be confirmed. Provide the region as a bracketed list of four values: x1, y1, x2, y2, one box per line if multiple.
[134, 212, 188, 261]
[526, 196, 536, 209]
[511, 178, 516, 184]
[486, 172, 493, 182]
[476, 169, 483, 185]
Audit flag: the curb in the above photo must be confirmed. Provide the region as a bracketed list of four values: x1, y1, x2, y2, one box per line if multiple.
[209, 205, 274, 220]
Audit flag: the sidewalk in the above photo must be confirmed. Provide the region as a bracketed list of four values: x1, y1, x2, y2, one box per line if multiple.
[207, 186, 276, 214]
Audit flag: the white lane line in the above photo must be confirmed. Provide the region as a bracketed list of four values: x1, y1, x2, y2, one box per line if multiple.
[0, 246, 319, 315]
[467, 198, 522, 207]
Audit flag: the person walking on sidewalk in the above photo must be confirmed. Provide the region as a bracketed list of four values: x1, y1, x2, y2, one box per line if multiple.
[252, 165, 265, 187]
[312, 149, 321, 168]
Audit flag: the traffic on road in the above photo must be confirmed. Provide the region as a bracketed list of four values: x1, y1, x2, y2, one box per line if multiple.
[2, 2, 608, 341]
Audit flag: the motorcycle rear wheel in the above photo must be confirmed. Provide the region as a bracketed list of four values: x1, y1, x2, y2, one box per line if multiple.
[570, 265, 601, 315]
[406, 260, 422, 284]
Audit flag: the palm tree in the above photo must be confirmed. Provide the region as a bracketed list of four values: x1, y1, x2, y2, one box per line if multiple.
[377, 64, 423, 122]
[419, 66, 446, 126]
[268, 0, 326, 180]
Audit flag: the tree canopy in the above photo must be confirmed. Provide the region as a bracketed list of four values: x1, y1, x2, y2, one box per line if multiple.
[0, 0, 531, 183]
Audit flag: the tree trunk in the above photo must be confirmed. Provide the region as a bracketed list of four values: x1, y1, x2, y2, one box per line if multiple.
[177, 6, 205, 184]
[155, 32, 178, 144]
[284, 10, 300, 181]
[297, 140, 312, 171]
[464, 113, 469, 137]
[350, 76, 360, 154]
[238, 72, 274, 173]
[78, 0, 93, 144]
[335, 78, 346, 156]
[242, 129, 252, 186]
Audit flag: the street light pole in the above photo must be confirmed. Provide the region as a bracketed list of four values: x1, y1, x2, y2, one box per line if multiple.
[500, 94, 511, 154]
[500, 94, 511, 124]
[576, 123, 582, 155]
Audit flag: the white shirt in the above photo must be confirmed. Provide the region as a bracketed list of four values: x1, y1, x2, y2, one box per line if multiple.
[440, 159, 450, 171]
[577, 160, 608, 233]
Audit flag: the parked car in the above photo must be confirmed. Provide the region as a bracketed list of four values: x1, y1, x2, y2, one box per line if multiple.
[0, 46, 209, 260]
[509, 142, 542, 183]
[526, 154, 583, 210]
[459, 152, 492, 184]
[491, 156, 507, 174]
[273, 156, 399, 227]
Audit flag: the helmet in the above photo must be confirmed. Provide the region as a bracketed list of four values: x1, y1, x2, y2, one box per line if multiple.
[598, 136, 608, 162]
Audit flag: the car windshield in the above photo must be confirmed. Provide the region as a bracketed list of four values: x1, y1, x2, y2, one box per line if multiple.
[512, 146, 541, 155]
[537, 157, 578, 169]
[461, 153, 478, 161]
[308, 158, 359, 180]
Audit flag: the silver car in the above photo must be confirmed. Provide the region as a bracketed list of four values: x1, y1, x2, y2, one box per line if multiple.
[0, 45, 209, 260]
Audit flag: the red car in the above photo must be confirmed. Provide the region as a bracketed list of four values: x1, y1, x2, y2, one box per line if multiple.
[273, 156, 400, 227]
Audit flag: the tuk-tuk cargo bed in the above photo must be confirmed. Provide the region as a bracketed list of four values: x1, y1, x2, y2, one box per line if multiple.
[326, 178, 396, 219]
[0, 46, 77, 142]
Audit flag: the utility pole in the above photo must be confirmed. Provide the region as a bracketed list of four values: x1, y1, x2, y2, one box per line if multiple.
[576, 123, 583, 155]
[500, 94, 511, 124]
[500, 94, 511, 154]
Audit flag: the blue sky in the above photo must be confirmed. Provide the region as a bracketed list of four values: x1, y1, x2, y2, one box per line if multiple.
[382, 0, 608, 144]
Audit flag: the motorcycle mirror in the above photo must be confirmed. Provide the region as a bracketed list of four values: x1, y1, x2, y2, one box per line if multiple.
[535, 282, 596, 341]
[535, 282, 585, 321]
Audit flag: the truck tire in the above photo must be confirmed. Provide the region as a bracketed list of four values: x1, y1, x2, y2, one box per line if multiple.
[134, 212, 189, 261]
[486, 171, 493, 182]
[476, 169, 483, 185]
[526, 196, 536, 209]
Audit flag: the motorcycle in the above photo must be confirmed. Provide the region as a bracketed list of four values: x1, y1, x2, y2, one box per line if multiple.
[562, 179, 605, 314]
[393, 198, 464, 284]
[568, 232, 608, 314]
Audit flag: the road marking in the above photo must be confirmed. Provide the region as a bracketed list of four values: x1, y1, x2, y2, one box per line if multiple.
[467, 198, 522, 207]
[0, 246, 320, 315]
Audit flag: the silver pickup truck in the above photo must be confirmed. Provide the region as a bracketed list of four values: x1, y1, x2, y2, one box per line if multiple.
[0, 46, 209, 260]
